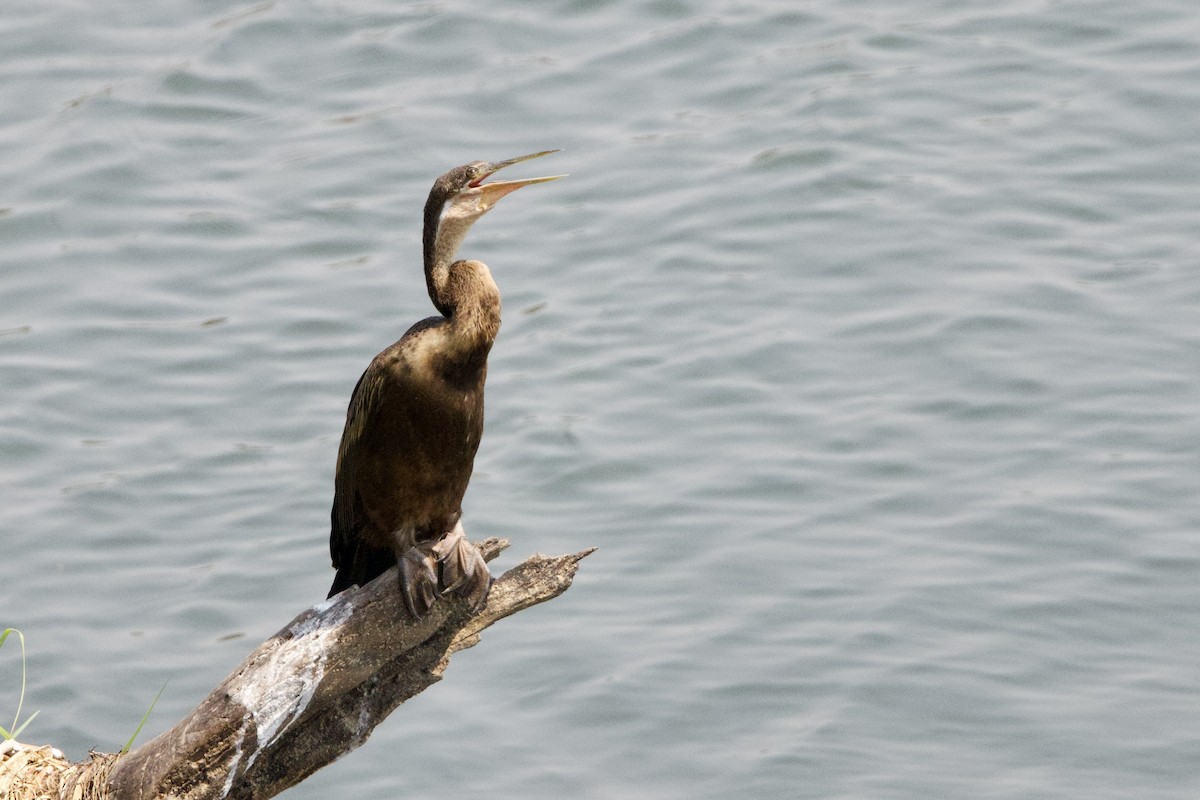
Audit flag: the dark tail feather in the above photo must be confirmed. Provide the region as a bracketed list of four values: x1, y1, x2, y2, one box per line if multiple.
[327, 567, 358, 599]
[327, 540, 396, 599]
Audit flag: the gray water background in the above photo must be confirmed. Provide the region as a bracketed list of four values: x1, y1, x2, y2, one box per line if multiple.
[2, 1, 1199, 798]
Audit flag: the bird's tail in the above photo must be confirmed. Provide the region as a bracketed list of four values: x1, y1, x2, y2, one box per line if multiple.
[327, 540, 395, 599]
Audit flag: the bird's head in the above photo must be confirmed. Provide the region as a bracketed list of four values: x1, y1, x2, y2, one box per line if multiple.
[434, 149, 565, 225]
[421, 150, 565, 304]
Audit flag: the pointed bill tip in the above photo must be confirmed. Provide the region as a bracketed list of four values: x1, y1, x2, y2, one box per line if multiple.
[476, 173, 566, 203]
[482, 149, 562, 176]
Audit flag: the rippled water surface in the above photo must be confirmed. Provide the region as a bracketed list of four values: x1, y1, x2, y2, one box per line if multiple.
[3, 1, 1200, 798]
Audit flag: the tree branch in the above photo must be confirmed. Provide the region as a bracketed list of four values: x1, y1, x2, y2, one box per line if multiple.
[8, 541, 592, 800]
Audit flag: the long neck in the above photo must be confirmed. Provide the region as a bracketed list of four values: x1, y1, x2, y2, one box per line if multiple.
[426, 210, 481, 316]
[422, 203, 500, 365]
[440, 259, 501, 366]
[423, 188, 454, 316]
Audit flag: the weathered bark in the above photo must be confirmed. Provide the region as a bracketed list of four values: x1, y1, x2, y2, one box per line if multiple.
[1, 540, 592, 800]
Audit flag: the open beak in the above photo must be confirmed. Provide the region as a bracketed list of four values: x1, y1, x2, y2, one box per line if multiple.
[470, 150, 566, 204]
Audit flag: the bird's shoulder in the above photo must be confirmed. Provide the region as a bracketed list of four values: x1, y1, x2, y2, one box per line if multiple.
[349, 316, 447, 399]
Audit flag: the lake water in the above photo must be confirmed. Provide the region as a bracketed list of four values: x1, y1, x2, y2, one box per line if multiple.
[2, 1, 1199, 798]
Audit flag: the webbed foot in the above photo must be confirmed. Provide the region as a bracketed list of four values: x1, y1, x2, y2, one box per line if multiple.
[432, 520, 492, 612]
[398, 541, 439, 618]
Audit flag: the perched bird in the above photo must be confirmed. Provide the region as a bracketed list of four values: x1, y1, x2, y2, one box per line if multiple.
[328, 151, 563, 617]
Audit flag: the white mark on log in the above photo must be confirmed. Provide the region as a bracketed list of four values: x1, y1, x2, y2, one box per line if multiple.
[309, 595, 338, 615]
[225, 599, 352, 789]
[221, 727, 246, 798]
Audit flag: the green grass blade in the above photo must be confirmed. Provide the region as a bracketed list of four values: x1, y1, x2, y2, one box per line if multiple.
[121, 681, 168, 754]
[9, 709, 38, 739]
[1, 628, 34, 741]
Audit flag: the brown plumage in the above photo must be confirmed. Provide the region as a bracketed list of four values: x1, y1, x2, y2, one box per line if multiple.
[328, 151, 563, 617]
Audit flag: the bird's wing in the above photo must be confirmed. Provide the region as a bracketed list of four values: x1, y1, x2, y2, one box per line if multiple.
[326, 319, 448, 598]
[329, 361, 382, 569]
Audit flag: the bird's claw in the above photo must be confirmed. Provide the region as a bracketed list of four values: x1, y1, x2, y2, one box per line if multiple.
[432, 521, 492, 612]
[398, 542, 439, 618]
[396, 521, 491, 618]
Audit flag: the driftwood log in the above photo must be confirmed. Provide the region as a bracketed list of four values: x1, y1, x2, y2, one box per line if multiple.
[0, 539, 592, 800]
